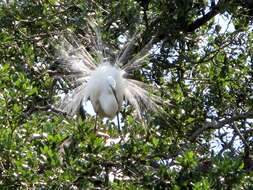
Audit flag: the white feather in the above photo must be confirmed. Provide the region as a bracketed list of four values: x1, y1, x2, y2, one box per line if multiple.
[85, 63, 124, 118]
[56, 31, 160, 120]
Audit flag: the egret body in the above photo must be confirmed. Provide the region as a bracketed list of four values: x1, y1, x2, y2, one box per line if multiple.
[85, 63, 124, 118]
[57, 33, 160, 124]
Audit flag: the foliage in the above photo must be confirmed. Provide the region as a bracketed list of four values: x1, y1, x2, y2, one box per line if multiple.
[0, 0, 253, 189]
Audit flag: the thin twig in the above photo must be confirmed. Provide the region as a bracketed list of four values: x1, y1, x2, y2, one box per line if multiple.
[231, 123, 249, 148]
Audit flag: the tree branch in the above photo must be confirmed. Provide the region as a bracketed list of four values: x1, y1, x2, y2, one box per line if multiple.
[185, 0, 226, 32]
[218, 133, 237, 156]
[190, 111, 253, 141]
[231, 123, 249, 148]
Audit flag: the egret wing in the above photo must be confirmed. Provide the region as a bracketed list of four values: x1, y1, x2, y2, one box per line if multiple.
[58, 83, 88, 116]
[57, 38, 97, 85]
[124, 78, 162, 119]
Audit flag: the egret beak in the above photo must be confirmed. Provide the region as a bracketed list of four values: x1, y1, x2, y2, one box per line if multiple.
[108, 84, 121, 133]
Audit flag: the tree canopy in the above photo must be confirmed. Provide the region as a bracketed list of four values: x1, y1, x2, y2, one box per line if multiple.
[0, 0, 253, 189]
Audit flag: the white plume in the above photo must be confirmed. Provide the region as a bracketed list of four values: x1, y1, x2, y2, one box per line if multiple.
[56, 27, 161, 120]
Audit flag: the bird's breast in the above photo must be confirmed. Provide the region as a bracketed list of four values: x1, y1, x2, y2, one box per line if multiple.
[90, 90, 120, 118]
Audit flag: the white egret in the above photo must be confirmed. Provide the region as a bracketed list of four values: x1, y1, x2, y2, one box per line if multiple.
[56, 27, 160, 131]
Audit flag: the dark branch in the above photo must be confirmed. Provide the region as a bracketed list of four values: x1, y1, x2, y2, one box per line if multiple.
[185, 0, 226, 32]
[231, 123, 249, 148]
[190, 111, 253, 141]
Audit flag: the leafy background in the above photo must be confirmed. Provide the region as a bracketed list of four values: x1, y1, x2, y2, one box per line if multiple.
[0, 0, 253, 189]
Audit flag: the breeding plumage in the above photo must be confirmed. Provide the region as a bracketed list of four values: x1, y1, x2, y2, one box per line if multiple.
[56, 27, 160, 121]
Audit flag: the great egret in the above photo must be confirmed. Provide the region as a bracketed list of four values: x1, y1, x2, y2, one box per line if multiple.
[56, 28, 160, 129]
